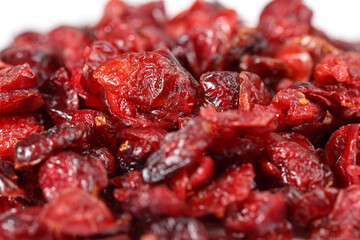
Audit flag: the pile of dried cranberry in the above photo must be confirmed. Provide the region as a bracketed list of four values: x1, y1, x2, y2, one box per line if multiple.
[2, 0, 360, 239]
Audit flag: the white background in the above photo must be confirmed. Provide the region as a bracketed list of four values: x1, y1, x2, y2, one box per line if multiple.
[0, 0, 360, 49]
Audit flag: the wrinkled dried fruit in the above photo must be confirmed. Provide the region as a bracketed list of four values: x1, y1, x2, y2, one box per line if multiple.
[0, 114, 43, 158]
[39, 151, 108, 201]
[143, 217, 209, 240]
[41, 188, 115, 236]
[142, 118, 213, 183]
[14, 121, 91, 168]
[188, 165, 255, 217]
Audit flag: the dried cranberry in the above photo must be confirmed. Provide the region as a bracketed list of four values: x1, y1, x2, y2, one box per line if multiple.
[224, 191, 290, 239]
[0, 88, 44, 115]
[39, 151, 108, 201]
[80, 146, 115, 174]
[200, 71, 239, 111]
[0, 157, 24, 197]
[142, 118, 213, 183]
[14, 121, 91, 168]
[0, 114, 43, 158]
[47, 26, 92, 70]
[325, 124, 360, 187]
[263, 132, 332, 189]
[117, 127, 167, 172]
[259, 0, 313, 45]
[0, 207, 51, 240]
[72, 109, 124, 153]
[41, 188, 115, 236]
[188, 165, 255, 217]
[94, 51, 200, 128]
[200, 106, 278, 135]
[40, 67, 78, 124]
[0, 63, 37, 91]
[143, 217, 209, 240]
[289, 187, 338, 227]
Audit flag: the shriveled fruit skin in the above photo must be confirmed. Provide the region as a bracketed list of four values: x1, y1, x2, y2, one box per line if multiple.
[263, 132, 332, 189]
[200, 71, 239, 111]
[187, 165, 255, 217]
[142, 118, 213, 184]
[0, 88, 44, 115]
[117, 127, 167, 172]
[0, 157, 23, 197]
[94, 51, 200, 128]
[0, 63, 37, 91]
[200, 106, 278, 135]
[14, 121, 91, 168]
[258, 0, 313, 45]
[311, 185, 360, 238]
[0, 114, 43, 158]
[238, 71, 270, 110]
[39, 151, 108, 201]
[0, 207, 51, 240]
[325, 124, 360, 187]
[113, 171, 186, 217]
[224, 191, 290, 239]
[72, 109, 125, 153]
[40, 67, 78, 124]
[41, 188, 115, 237]
[289, 187, 338, 227]
[80, 146, 115, 174]
[143, 217, 209, 240]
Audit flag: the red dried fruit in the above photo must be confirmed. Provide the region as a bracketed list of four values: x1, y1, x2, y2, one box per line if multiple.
[275, 43, 313, 82]
[80, 146, 115, 174]
[314, 52, 360, 86]
[14, 121, 91, 168]
[81, 41, 119, 94]
[142, 118, 213, 183]
[200, 71, 239, 111]
[0, 114, 43, 158]
[111, 170, 143, 202]
[0, 197, 22, 214]
[94, 51, 200, 128]
[0, 45, 62, 85]
[117, 127, 167, 172]
[259, 0, 313, 45]
[287, 35, 341, 64]
[0, 63, 37, 91]
[166, 1, 237, 43]
[47, 26, 92, 70]
[40, 67, 78, 124]
[0, 88, 44, 115]
[112, 171, 185, 217]
[169, 156, 215, 200]
[238, 71, 270, 110]
[0, 207, 51, 240]
[270, 88, 323, 127]
[312, 185, 360, 238]
[3, 0, 360, 238]
[172, 28, 220, 79]
[200, 106, 277, 135]
[325, 124, 360, 187]
[39, 151, 108, 201]
[121, 185, 186, 217]
[209, 133, 260, 169]
[264, 132, 332, 189]
[41, 188, 115, 236]
[289, 187, 338, 227]
[224, 191, 290, 239]
[142, 217, 209, 240]
[239, 55, 289, 93]
[0, 157, 23, 197]
[188, 165, 255, 217]
[72, 109, 124, 152]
